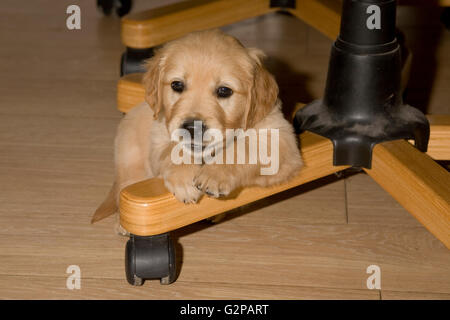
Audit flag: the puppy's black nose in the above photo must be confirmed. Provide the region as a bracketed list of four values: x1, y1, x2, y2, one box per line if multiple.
[181, 119, 207, 138]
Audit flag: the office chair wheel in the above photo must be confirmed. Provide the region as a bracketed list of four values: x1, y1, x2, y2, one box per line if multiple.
[125, 233, 177, 286]
[97, 0, 132, 17]
[120, 47, 154, 76]
[442, 7, 450, 30]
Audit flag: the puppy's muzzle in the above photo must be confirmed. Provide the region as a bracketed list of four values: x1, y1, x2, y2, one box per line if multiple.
[181, 119, 208, 152]
[181, 118, 207, 140]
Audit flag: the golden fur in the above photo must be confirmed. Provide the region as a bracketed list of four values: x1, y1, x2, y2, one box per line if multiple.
[92, 30, 302, 223]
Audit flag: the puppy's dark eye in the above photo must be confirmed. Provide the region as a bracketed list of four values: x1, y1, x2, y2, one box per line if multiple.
[171, 81, 184, 93]
[216, 86, 233, 98]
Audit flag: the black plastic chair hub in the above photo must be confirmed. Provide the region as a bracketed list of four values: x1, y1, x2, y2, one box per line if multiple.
[293, 0, 429, 169]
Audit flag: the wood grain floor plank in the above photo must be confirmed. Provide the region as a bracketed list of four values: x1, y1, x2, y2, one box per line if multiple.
[0, 223, 448, 294]
[0, 276, 380, 300]
[0, 79, 121, 118]
[0, 144, 113, 172]
[381, 290, 450, 300]
[0, 114, 119, 147]
[346, 173, 423, 227]
[222, 177, 347, 227]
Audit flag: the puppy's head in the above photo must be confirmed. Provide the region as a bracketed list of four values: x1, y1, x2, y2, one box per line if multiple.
[143, 29, 278, 139]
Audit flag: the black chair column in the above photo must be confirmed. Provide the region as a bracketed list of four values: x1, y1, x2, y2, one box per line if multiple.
[294, 0, 430, 168]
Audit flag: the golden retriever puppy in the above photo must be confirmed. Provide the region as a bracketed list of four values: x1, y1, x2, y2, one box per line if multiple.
[92, 29, 302, 223]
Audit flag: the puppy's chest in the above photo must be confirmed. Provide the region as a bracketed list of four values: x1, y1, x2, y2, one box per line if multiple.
[148, 118, 171, 175]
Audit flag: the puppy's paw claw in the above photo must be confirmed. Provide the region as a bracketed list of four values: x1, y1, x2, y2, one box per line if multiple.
[165, 180, 202, 204]
[193, 166, 235, 199]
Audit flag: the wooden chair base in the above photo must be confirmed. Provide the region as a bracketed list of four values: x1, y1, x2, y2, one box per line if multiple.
[115, 0, 450, 262]
[117, 74, 450, 248]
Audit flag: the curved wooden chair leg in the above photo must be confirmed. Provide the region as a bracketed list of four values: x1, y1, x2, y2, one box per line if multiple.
[121, 0, 277, 49]
[366, 140, 450, 249]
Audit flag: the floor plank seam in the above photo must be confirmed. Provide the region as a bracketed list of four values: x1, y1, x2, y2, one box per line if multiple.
[0, 143, 114, 149]
[0, 274, 383, 294]
[381, 289, 450, 298]
[1, 274, 448, 295]
[0, 112, 122, 121]
[344, 178, 349, 224]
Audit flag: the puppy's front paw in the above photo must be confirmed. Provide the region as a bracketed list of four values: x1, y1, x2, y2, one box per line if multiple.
[193, 165, 237, 198]
[164, 165, 203, 204]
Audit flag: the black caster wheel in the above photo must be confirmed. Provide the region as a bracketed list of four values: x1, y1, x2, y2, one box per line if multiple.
[442, 8, 450, 30]
[125, 233, 177, 286]
[120, 47, 154, 76]
[97, 0, 132, 17]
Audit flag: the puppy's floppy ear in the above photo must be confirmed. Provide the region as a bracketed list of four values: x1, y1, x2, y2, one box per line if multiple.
[244, 48, 279, 129]
[143, 50, 164, 119]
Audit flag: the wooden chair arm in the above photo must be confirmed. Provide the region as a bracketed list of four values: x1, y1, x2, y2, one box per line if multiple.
[119, 132, 347, 236]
